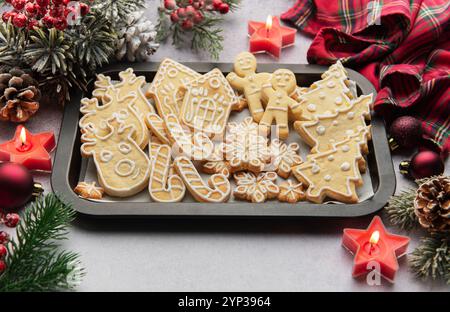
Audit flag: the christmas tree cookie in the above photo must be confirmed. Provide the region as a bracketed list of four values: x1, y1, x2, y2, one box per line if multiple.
[294, 94, 373, 154]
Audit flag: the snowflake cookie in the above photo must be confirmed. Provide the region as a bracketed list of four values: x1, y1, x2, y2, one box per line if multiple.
[278, 180, 305, 203]
[74, 181, 104, 200]
[233, 171, 280, 203]
[268, 139, 303, 179]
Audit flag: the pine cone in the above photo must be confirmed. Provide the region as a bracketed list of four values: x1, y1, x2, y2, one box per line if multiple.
[414, 176, 450, 232]
[0, 67, 41, 123]
[115, 10, 159, 62]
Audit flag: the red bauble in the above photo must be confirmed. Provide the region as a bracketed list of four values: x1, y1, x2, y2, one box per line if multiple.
[181, 19, 194, 30]
[400, 150, 445, 179]
[0, 162, 36, 211]
[0, 244, 7, 259]
[0, 260, 6, 274]
[218, 3, 229, 14]
[389, 116, 422, 150]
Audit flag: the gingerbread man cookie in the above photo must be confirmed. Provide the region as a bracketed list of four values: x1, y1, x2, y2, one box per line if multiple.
[233, 171, 279, 203]
[226, 52, 271, 122]
[79, 87, 149, 149]
[149, 144, 186, 203]
[81, 118, 151, 197]
[294, 94, 373, 154]
[146, 58, 201, 118]
[180, 68, 237, 136]
[260, 69, 302, 139]
[174, 156, 231, 203]
[292, 136, 365, 204]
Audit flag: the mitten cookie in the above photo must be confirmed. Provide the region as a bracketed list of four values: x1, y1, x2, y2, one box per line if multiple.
[180, 68, 237, 136]
[174, 156, 231, 203]
[146, 58, 201, 118]
[233, 171, 279, 203]
[260, 69, 302, 139]
[292, 136, 365, 204]
[81, 118, 151, 197]
[226, 52, 271, 122]
[294, 94, 373, 154]
[79, 87, 149, 149]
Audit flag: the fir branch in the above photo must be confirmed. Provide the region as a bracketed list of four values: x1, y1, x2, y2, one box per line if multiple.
[92, 0, 145, 27]
[223, 0, 241, 11]
[156, 7, 171, 42]
[0, 22, 26, 67]
[191, 23, 223, 60]
[385, 188, 419, 231]
[0, 194, 84, 292]
[409, 234, 450, 284]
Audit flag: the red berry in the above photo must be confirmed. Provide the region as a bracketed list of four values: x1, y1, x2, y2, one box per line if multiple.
[52, 0, 64, 4]
[185, 5, 197, 17]
[12, 0, 26, 10]
[164, 0, 176, 10]
[12, 13, 27, 28]
[218, 3, 229, 14]
[193, 11, 203, 24]
[25, 2, 37, 15]
[2, 12, 14, 23]
[170, 11, 179, 23]
[212, 0, 222, 10]
[53, 18, 67, 30]
[36, 0, 49, 6]
[0, 231, 9, 245]
[36, 5, 48, 16]
[193, 0, 204, 9]
[0, 245, 7, 259]
[4, 213, 20, 228]
[0, 260, 6, 274]
[42, 14, 55, 27]
[27, 18, 38, 30]
[80, 3, 89, 16]
[181, 18, 194, 30]
[177, 7, 187, 18]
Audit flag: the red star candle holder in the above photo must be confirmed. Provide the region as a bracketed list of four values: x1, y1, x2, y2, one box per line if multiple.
[342, 216, 410, 283]
[248, 15, 297, 58]
[0, 125, 56, 172]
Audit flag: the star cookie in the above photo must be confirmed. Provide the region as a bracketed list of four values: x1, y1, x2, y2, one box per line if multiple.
[278, 180, 305, 203]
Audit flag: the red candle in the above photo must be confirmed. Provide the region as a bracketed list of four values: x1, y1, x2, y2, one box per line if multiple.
[248, 15, 297, 58]
[0, 125, 56, 172]
[342, 216, 410, 283]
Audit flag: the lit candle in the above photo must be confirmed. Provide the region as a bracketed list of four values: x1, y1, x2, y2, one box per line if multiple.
[0, 125, 56, 172]
[248, 16, 297, 58]
[342, 216, 410, 283]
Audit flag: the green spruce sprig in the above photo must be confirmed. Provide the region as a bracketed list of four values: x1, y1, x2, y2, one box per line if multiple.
[385, 188, 418, 231]
[92, 0, 146, 27]
[0, 194, 84, 292]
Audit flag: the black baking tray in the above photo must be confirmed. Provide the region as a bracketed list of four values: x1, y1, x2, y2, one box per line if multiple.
[51, 62, 395, 218]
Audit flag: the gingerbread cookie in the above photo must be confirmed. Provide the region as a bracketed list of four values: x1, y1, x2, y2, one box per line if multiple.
[180, 68, 237, 136]
[260, 69, 302, 139]
[294, 94, 373, 154]
[74, 181, 104, 200]
[292, 136, 365, 204]
[81, 117, 151, 197]
[226, 52, 271, 122]
[173, 156, 231, 203]
[290, 86, 309, 102]
[233, 171, 279, 203]
[80, 87, 149, 149]
[201, 146, 231, 178]
[232, 91, 248, 112]
[164, 113, 214, 160]
[146, 58, 201, 118]
[220, 117, 271, 173]
[278, 180, 305, 203]
[146, 112, 170, 145]
[149, 144, 186, 203]
[93, 68, 155, 118]
[296, 62, 356, 121]
[268, 139, 303, 179]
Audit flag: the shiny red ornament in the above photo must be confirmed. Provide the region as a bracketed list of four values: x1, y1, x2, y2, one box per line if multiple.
[0, 162, 42, 211]
[389, 116, 423, 150]
[400, 150, 445, 179]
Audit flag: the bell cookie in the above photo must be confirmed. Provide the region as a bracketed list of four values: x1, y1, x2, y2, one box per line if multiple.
[292, 136, 365, 204]
[226, 52, 271, 122]
[268, 139, 303, 179]
[294, 94, 373, 154]
[260, 69, 302, 139]
[80, 87, 149, 149]
[74, 181, 104, 200]
[174, 156, 231, 203]
[180, 68, 237, 136]
[164, 113, 214, 160]
[147, 58, 201, 118]
[278, 180, 305, 203]
[149, 144, 186, 203]
[93, 68, 155, 118]
[233, 171, 279, 203]
[220, 116, 271, 174]
[81, 117, 151, 197]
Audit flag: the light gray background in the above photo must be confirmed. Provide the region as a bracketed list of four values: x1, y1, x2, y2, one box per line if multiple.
[0, 0, 449, 291]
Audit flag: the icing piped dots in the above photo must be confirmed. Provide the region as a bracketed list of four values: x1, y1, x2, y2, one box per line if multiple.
[328, 155, 335, 161]
[316, 126, 326, 135]
[324, 175, 332, 181]
[342, 145, 350, 152]
[332, 120, 339, 126]
[335, 97, 343, 105]
[347, 112, 355, 119]
[319, 92, 326, 99]
[307, 104, 317, 112]
[311, 164, 320, 174]
[341, 162, 351, 171]
[327, 81, 336, 88]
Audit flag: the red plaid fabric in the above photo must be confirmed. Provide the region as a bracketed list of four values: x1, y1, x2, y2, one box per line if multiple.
[282, 0, 450, 156]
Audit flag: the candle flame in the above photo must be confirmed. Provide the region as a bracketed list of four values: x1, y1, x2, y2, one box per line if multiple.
[266, 15, 273, 32]
[20, 127, 27, 145]
[369, 231, 380, 245]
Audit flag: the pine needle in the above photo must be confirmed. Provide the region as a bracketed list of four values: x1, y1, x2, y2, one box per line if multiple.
[385, 188, 419, 231]
[0, 194, 84, 292]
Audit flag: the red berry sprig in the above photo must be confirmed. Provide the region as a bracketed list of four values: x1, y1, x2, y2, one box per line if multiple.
[2, 0, 90, 30]
[0, 212, 20, 275]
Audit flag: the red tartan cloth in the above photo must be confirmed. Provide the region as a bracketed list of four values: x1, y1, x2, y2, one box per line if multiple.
[281, 0, 450, 157]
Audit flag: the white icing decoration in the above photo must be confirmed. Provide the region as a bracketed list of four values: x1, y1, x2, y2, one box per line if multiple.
[335, 96, 343, 105]
[332, 120, 339, 126]
[346, 130, 354, 136]
[167, 68, 178, 78]
[307, 104, 317, 112]
[347, 112, 355, 119]
[311, 164, 320, 174]
[342, 145, 350, 152]
[328, 155, 335, 161]
[319, 92, 326, 99]
[341, 162, 351, 171]
[327, 81, 336, 88]
[118, 142, 132, 154]
[209, 77, 221, 89]
[316, 126, 326, 135]
[114, 159, 136, 177]
[324, 175, 332, 181]
[100, 150, 113, 162]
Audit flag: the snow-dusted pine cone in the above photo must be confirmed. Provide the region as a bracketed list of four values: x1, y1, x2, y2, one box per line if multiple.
[116, 11, 159, 62]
